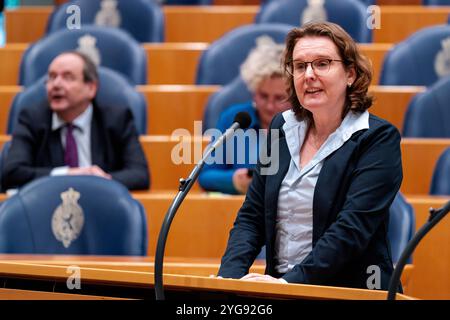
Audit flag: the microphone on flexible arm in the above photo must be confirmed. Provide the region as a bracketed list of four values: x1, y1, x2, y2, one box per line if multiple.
[387, 199, 450, 300]
[154, 111, 252, 300]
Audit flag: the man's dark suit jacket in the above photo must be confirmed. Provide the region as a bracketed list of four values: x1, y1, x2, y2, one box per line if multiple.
[218, 112, 403, 290]
[2, 101, 150, 191]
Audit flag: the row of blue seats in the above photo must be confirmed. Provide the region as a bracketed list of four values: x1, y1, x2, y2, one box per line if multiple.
[41, 0, 449, 45]
[0, 174, 414, 261]
[11, 21, 450, 136]
[16, 1, 450, 86]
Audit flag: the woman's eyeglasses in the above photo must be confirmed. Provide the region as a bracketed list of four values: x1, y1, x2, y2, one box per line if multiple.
[286, 58, 344, 77]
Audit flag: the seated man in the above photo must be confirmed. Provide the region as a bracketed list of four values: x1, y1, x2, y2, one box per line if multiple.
[2, 51, 150, 191]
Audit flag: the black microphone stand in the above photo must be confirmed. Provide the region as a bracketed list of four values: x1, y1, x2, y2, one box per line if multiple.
[154, 124, 241, 300]
[387, 199, 450, 300]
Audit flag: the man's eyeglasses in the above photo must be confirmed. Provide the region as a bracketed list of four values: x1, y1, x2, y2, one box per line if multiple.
[285, 58, 344, 77]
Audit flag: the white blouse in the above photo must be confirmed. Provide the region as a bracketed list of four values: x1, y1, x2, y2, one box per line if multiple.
[275, 109, 369, 274]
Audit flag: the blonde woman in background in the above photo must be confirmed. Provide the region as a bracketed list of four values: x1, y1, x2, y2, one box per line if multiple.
[199, 36, 291, 195]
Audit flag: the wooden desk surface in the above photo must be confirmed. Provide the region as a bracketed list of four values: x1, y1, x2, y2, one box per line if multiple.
[0, 194, 442, 299]
[0, 256, 415, 300]
[0, 254, 255, 274]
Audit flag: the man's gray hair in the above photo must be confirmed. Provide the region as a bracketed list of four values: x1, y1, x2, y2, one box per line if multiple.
[59, 50, 99, 83]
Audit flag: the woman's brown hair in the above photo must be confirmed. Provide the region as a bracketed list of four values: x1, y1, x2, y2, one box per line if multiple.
[283, 22, 373, 122]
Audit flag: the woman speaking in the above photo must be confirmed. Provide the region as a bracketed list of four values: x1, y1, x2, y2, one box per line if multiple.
[218, 22, 403, 290]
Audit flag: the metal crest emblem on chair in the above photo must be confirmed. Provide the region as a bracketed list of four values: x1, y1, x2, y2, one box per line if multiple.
[434, 37, 450, 78]
[301, 0, 327, 25]
[95, 0, 121, 28]
[76, 34, 101, 66]
[51, 188, 85, 248]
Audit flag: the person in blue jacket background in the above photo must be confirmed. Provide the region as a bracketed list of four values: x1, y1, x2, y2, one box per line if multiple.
[199, 36, 291, 194]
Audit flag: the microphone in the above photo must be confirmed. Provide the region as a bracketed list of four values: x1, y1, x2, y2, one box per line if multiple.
[208, 111, 252, 151]
[387, 199, 450, 300]
[154, 111, 252, 300]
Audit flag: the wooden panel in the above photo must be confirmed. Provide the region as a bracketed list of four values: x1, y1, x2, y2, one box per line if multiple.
[0, 197, 448, 298]
[3, 6, 253, 43]
[407, 196, 450, 299]
[0, 44, 27, 86]
[369, 85, 424, 132]
[0, 288, 124, 300]
[140, 84, 422, 135]
[0, 255, 411, 294]
[0, 261, 414, 300]
[0, 86, 21, 134]
[139, 194, 450, 299]
[5, 6, 450, 44]
[0, 135, 9, 150]
[4, 7, 52, 43]
[359, 43, 393, 85]
[374, 6, 450, 43]
[139, 135, 209, 192]
[134, 193, 243, 258]
[0, 42, 206, 86]
[0, 84, 421, 136]
[401, 139, 450, 195]
[164, 6, 257, 42]
[0, 42, 390, 86]
[0, 135, 448, 195]
[0, 85, 219, 135]
[206, 0, 422, 4]
[137, 85, 219, 135]
[0, 82, 431, 140]
[0, 135, 208, 192]
[377, 0, 421, 4]
[144, 42, 208, 84]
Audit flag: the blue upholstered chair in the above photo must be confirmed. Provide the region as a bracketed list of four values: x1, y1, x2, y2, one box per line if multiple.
[402, 76, 450, 138]
[379, 25, 450, 86]
[8, 67, 147, 135]
[388, 193, 415, 264]
[19, 25, 147, 86]
[423, 0, 450, 5]
[203, 76, 251, 132]
[255, 0, 372, 43]
[196, 23, 292, 85]
[0, 176, 147, 255]
[0, 141, 11, 193]
[430, 147, 450, 195]
[46, 0, 164, 42]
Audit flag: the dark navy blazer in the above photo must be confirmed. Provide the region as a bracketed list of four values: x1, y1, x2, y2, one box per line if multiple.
[218, 112, 403, 290]
[2, 101, 150, 191]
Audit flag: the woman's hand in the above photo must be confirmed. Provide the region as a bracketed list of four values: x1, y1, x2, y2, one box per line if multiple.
[240, 273, 286, 283]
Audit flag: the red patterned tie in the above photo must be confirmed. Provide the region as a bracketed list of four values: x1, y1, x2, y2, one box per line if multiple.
[64, 123, 78, 168]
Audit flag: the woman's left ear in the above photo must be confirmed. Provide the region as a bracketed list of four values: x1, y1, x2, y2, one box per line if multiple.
[346, 67, 356, 87]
